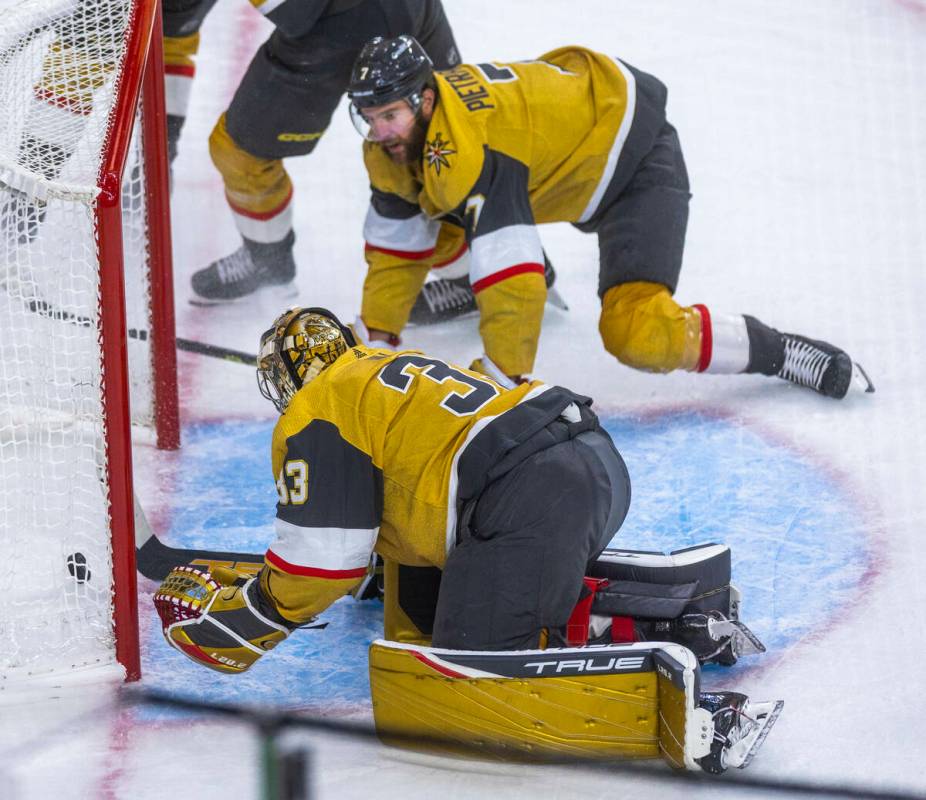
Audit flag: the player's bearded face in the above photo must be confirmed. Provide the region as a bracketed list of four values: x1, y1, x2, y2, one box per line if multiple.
[365, 99, 430, 164]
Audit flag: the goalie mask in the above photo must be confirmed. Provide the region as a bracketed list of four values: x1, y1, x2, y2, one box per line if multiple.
[257, 307, 355, 413]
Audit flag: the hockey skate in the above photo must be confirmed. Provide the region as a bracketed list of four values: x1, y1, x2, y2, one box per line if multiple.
[408, 256, 567, 325]
[777, 332, 874, 398]
[696, 691, 784, 774]
[658, 611, 766, 666]
[190, 231, 297, 305]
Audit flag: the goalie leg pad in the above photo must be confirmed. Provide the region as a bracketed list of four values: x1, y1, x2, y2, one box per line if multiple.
[368, 639, 713, 768]
[587, 544, 764, 665]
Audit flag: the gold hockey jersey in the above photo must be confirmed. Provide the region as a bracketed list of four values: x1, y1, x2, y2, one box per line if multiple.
[259, 345, 590, 624]
[361, 47, 668, 376]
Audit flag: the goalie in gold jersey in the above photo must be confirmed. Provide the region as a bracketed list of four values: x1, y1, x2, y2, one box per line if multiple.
[155, 305, 775, 673]
[155, 305, 632, 666]
[152, 307, 783, 771]
[347, 36, 872, 399]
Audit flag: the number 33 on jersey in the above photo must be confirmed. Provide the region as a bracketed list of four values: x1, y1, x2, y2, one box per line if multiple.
[266, 345, 548, 587]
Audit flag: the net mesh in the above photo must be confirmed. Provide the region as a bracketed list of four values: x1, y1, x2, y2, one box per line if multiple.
[0, 0, 154, 679]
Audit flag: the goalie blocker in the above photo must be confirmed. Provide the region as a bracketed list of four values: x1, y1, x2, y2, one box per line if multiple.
[369, 639, 783, 774]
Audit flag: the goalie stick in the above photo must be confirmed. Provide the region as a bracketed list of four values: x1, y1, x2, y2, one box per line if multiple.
[134, 494, 264, 581]
[24, 296, 257, 367]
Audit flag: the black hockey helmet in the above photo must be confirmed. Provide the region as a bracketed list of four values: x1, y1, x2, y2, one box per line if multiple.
[347, 34, 434, 112]
[256, 307, 357, 413]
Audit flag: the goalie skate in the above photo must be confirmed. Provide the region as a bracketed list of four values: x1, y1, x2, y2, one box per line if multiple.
[697, 692, 784, 774]
[670, 612, 767, 665]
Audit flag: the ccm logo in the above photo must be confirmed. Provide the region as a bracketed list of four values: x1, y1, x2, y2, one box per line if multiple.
[522, 656, 646, 675]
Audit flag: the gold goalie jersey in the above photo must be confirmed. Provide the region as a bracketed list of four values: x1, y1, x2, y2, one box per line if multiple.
[361, 47, 669, 376]
[259, 345, 589, 625]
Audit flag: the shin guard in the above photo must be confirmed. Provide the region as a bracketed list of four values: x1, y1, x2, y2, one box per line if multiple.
[368, 639, 715, 769]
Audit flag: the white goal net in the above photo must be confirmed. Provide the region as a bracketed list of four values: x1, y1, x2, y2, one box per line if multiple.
[0, 0, 175, 684]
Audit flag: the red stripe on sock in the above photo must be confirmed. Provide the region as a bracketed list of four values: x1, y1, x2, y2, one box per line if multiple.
[165, 64, 195, 78]
[265, 549, 367, 580]
[364, 242, 436, 261]
[693, 303, 712, 373]
[226, 186, 293, 221]
[472, 262, 544, 294]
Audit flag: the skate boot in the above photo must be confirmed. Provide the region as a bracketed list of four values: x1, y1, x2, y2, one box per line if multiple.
[697, 691, 784, 774]
[778, 332, 856, 398]
[744, 316, 874, 397]
[408, 255, 563, 325]
[190, 231, 297, 305]
[650, 611, 766, 667]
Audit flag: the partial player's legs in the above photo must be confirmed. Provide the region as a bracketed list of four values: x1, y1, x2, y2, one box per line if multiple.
[189, 0, 462, 304]
[432, 427, 631, 650]
[594, 122, 872, 397]
[162, 0, 220, 173]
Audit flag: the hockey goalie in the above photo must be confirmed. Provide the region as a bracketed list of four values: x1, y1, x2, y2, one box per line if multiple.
[154, 306, 782, 775]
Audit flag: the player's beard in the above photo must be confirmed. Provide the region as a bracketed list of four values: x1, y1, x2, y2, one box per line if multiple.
[381, 115, 428, 165]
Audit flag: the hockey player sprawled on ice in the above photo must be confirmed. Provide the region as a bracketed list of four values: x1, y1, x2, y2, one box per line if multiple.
[347, 36, 873, 399]
[155, 307, 782, 775]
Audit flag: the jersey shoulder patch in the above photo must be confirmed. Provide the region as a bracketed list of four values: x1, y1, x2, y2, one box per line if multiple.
[420, 79, 486, 216]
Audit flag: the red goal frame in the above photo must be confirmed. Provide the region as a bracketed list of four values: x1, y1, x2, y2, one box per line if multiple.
[97, 0, 179, 681]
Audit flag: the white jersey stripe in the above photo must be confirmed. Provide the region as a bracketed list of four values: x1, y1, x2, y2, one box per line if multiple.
[444, 383, 552, 554]
[270, 518, 378, 572]
[470, 224, 545, 285]
[364, 203, 440, 254]
[577, 57, 637, 224]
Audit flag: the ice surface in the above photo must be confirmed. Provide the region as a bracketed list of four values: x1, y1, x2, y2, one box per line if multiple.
[3, 0, 925, 797]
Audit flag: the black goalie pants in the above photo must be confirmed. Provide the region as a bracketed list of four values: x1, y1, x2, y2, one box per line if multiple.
[431, 427, 631, 651]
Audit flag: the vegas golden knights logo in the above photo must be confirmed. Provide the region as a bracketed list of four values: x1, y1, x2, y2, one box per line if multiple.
[425, 133, 456, 174]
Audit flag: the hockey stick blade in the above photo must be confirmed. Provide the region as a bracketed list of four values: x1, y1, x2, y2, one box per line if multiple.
[134, 495, 264, 581]
[729, 699, 784, 770]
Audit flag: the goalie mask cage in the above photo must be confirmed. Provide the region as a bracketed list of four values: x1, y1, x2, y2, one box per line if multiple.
[0, 0, 178, 684]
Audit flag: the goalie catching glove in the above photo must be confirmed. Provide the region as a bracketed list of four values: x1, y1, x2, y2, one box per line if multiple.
[154, 566, 297, 674]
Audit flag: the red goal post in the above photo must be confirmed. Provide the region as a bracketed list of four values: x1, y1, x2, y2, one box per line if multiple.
[100, 0, 179, 681]
[0, 0, 178, 684]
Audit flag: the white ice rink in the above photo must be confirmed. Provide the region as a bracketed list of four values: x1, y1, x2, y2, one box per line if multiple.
[2, 0, 926, 797]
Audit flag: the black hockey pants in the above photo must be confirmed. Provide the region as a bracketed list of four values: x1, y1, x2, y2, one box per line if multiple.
[224, 0, 460, 159]
[431, 422, 631, 651]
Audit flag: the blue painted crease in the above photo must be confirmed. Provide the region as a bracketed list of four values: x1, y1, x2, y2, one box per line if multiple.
[141, 412, 869, 707]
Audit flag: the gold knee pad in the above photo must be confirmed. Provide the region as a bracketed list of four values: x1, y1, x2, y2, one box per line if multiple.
[208, 113, 293, 215]
[599, 282, 702, 373]
[163, 32, 200, 70]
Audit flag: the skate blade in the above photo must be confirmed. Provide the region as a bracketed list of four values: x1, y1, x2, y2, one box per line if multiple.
[546, 286, 569, 311]
[852, 362, 875, 394]
[727, 699, 784, 770]
[708, 619, 766, 656]
[189, 281, 298, 307]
